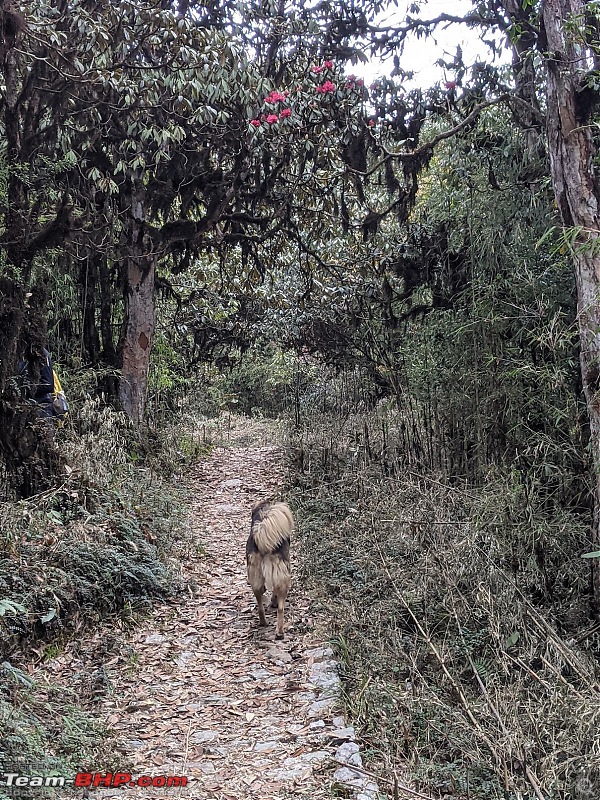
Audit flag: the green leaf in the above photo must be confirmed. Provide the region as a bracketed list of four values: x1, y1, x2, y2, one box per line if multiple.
[535, 226, 557, 250]
[40, 609, 57, 624]
[0, 599, 26, 616]
[2, 662, 34, 688]
[582, 550, 600, 559]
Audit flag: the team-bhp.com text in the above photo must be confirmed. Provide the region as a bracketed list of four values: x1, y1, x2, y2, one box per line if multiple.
[1, 772, 188, 789]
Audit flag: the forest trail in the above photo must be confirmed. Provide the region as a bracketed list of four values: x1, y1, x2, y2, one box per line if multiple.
[42, 420, 381, 800]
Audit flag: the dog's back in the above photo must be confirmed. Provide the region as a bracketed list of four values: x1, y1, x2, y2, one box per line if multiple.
[246, 501, 293, 639]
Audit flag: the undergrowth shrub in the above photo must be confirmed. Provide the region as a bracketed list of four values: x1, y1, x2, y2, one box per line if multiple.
[0, 398, 207, 658]
[206, 344, 301, 417]
[0, 662, 111, 799]
[0, 392, 211, 779]
[288, 408, 598, 800]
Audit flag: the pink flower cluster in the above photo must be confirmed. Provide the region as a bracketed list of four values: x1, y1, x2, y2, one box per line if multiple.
[250, 89, 293, 127]
[345, 75, 364, 90]
[316, 80, 336, 94]
[265, 90, 289, 104]
[248, 59, 339, 129]
[312, 60, 336, 94]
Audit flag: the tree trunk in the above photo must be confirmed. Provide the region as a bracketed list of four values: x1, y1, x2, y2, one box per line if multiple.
[99, 254, 117, 364]
[3, 33, 26, 271]
[80, 253, 100, 364]
[119, 182, 156, 427]
[542, 0, 600, 611]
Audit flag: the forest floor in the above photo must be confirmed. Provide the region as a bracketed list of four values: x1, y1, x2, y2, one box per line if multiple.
[37, 418, 382, 800]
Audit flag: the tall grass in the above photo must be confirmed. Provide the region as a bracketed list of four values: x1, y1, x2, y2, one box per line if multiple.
[288, 403, 598, 800]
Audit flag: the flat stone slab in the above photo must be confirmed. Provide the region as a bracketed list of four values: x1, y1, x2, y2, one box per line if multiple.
[324, 726, 356, 742]
[191, 729, 217, 743]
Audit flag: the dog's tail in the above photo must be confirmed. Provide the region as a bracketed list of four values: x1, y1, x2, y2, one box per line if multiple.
[261, 553, 291, 593]
[252, 502, 294, 554]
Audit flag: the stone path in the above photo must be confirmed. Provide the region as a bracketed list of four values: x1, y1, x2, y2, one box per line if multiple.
[42, 424, 383, 799]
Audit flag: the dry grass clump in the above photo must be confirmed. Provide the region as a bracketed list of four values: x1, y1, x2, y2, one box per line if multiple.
[171, 410, 288, 450]
[289, 410, 598, 800]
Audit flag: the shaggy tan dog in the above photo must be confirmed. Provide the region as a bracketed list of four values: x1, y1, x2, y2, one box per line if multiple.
[246, 500, 293, 640]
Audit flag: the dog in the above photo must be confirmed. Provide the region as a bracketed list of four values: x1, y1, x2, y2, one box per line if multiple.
[246, 500, 293, 640]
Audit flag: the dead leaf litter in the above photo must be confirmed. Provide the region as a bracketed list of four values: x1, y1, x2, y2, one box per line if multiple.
[39, 433, 383, 799]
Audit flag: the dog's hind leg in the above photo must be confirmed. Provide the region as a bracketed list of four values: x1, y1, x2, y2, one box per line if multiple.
[254, 587, 267, 627]
[247, 550, 267, 628]
[275, 596, 285, 639]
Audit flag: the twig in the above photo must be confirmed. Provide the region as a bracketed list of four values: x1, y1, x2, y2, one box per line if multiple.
[178, 718, 193, 797]
[352, 96, 512, 178]
[379, 543, 548, 800]
[403, 471, 478, 499]
[537, 652, 587, 697]
[502, 651, 554, 692]
[375, 518, 471, 525]
[472, 542, 597, 691]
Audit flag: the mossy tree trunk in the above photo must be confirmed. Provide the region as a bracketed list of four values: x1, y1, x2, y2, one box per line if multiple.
[543, 0, 600, 610]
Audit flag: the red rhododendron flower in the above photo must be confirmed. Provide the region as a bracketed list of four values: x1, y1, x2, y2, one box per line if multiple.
[265, 91, 287, 103]
[445, 80, 457, 89]
[280, 108, 292, 118]
[266, 114, 279, 123]
[368, 119, 375, 127]
[323, 60, 333, 68]
[370, 83, 378, 90]
[316, 80, 336, 94]
[250, 119, 261, 127]
[312, 65, 323, 73]
[356, 78, 364, 86]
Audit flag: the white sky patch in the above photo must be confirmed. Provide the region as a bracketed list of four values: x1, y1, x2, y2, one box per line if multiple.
[360, 0, 511, 89]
